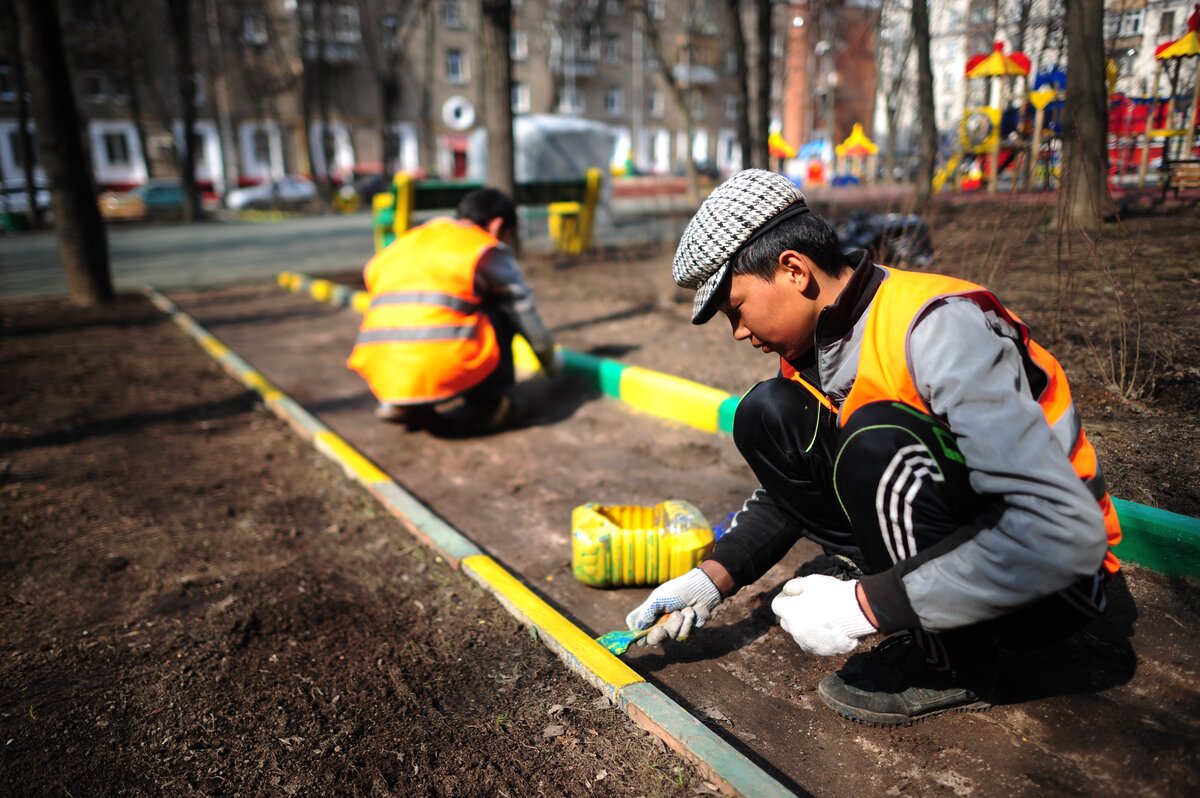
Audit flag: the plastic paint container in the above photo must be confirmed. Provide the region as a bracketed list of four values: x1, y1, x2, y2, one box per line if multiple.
[571, 499, 714, 587]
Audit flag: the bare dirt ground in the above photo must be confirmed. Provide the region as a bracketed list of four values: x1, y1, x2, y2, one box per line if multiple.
[0, 298, 712, 797]
[3, 198, 1199, 797]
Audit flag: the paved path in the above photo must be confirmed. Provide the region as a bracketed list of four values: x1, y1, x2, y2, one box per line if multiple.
[0, 212, 378, 301]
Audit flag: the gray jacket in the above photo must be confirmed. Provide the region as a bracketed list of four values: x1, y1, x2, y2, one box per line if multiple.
[724, 261, 1107, 633]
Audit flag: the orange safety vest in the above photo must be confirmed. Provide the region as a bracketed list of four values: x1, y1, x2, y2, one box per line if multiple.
[347, 218, 501, 405]
[784, 266, 1122, 575]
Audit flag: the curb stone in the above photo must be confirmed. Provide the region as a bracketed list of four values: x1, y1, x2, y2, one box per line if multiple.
[145, 286, 799, 798]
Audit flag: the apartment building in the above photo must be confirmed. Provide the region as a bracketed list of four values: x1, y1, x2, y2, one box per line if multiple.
[0, 0, 766, 195]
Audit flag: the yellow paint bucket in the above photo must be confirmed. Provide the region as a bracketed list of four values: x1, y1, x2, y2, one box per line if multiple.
[571, 500, 714, 588]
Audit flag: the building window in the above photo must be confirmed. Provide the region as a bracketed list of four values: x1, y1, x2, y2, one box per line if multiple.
[725, 95, 738, 121]
[511, 30, 528, 60]
[605, 33, 622, 62]
[605, 88, 624, 116]
[446, 49, 465, 83]
[690, 91, 706, 120]
[243, 10, 268, 45]
[333, 5, 361, 43]
[0, 66, 14, 102]
[443, 0, 463, 28]
[1117, 47, 1139, 77]
[111, 76, 130, 106]
[1160, 11, 1176, 38]
[253, 129, 272, 165]
[8, 127, 37, 168]
[649, 90, 664, 118]
[647, 0, 664, 21]
[81, 71, 108, 104]
[103, 132, 131, 166]
[512, 82, 530, 114]
[1118, 9, 1145, 37]
[555, 85, 584, 114]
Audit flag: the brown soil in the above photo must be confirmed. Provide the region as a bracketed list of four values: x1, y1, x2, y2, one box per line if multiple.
[0, 298, 712, 797]
[3, 199, 1199, 797]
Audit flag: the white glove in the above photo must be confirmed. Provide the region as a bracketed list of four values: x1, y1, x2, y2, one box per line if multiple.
[770, 575, 877, 657]
[625, 568, 723, 647]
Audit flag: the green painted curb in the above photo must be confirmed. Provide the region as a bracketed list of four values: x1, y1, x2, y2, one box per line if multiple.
[1111, 498, 1200, 578]
[718, 395, 740, 435]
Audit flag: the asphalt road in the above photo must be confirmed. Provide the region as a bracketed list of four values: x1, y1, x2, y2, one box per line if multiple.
[0, 212, 379, 301]
[0, 202, 692, 302]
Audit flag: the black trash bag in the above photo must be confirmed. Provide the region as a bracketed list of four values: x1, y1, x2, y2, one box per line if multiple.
[836, 210, 934, 267]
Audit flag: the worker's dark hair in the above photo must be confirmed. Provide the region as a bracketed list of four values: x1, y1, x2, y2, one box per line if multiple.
[457, 188, 517, 237]
[732, 210, 849, 281]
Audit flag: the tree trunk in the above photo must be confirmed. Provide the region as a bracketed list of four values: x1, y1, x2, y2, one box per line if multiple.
[10, 17, 43, 228]
[167, 0, 202, 221]
[419, 2, 437, 175]
[911, 0, 937, 214]
[727, 0, 752, 172]
[481, 0, 515, 196]
[204, 0, 238, 195]
[14, 0, 112, 304]
[1057, 0, 1115, 234]
[751, 0, 771, 169]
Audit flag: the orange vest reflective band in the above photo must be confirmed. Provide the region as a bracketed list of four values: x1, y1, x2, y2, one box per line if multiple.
[787, 266, 1121, 574]
[346, 218, 501, 405]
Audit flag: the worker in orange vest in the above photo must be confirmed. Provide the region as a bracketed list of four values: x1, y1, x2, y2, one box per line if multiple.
[347, 188, 558, 433]
[624, 169, 1121, 725]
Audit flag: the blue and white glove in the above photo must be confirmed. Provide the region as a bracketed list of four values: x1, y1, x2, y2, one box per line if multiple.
[625, 568, 723, 647]
[770, 575, 877, 656]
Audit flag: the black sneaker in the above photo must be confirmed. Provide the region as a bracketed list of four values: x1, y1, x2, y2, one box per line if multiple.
[818, 633, 992, 726]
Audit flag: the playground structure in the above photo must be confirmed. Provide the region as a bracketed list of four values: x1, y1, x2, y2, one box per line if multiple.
[934, 42, 1039, 194]
[833, 123, 879, 184]
[1135, 4, 1200, 190]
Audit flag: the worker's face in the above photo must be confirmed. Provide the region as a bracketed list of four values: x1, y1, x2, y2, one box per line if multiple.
[719, 253, 819, 362]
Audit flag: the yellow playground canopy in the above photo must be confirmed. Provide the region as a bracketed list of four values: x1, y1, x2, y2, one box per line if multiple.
[1157, 29, 1200, 60]
[835, 124, 878, 158]
[965, 42, 1031, 78]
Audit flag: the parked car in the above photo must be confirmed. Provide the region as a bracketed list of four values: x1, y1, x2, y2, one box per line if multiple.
[98, 178, 185, 222]
[224, 175, 317, 211]
[0, 177, 52, 228]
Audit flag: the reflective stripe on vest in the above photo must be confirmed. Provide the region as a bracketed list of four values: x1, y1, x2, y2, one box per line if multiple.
[354, 323, 480, 344]
[370, 291, 481, 315]
[793, 266, 1121, 574]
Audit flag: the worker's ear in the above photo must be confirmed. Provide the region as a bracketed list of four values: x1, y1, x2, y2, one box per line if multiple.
[486, 217, 507, 240]
[778, 250, 814, 293]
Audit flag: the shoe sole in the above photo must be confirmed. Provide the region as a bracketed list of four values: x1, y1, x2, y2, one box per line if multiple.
[818, 689, 992, 727]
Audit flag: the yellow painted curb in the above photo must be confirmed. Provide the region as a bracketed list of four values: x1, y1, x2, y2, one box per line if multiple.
[461, 554, 644, 692]
[315, 430, 390, 486]
[619, 366, 728, 433]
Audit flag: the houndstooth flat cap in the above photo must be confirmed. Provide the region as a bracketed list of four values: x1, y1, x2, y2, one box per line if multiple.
[673, 169, 806, 324]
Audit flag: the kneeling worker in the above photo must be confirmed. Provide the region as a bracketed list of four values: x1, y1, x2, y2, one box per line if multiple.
[624, 169, 1122, 725]
[348, 188, 558, 432]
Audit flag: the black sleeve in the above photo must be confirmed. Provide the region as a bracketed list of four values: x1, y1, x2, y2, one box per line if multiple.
[707, 487, 806, 593]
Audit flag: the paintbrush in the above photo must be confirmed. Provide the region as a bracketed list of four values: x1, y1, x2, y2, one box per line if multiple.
[595, 615, 672, 656]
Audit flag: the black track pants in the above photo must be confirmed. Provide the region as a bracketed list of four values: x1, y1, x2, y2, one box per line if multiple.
[731, 378, 1104, 677]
